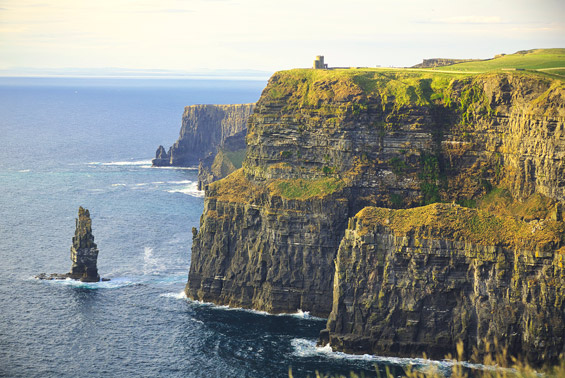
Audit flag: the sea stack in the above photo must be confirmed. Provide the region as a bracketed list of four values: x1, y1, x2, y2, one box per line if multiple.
[68, 207, 100, 282]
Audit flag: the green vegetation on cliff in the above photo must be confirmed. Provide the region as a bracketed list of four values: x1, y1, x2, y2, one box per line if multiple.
[355, 203, 564, 251]
[434, 48, 565, 75]
[209, 168, 346, 202]
[268, 177, 345, 200]
[264, 49, 563, 114]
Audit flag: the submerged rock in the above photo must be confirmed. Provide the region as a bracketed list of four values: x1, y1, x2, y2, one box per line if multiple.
[37, 207, 105, 282]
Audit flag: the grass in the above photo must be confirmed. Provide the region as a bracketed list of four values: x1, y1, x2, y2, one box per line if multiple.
[268, 177, 345, 200]
[224, 149, 246, 169]
[434, 48, 565, 73]
[208, 168, 265, 203]
[263, 49, 564, 117]
[209, 169, 346, 202]
[476, 187, 558, 221]
[354, 203, 564, 251]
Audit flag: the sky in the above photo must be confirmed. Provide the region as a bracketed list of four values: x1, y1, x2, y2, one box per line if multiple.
[0, 0, 564, 76]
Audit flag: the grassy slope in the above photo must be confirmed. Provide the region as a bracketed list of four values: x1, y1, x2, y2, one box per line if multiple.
[356, 203, 564, 251]
[422, 48, 565, 79]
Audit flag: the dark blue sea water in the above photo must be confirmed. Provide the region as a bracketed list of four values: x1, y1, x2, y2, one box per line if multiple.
[0, 77, 451, 377]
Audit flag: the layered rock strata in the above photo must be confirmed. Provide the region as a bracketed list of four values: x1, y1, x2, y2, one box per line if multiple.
[187, 170, 349, 317]
[152, 103, 255, 167]
[68, 207, 100, 282]
[186, 68, 565, 363]
[197, 129, 247, 190]
[37, 207, 102, 282]
[320, 204, 565, 365]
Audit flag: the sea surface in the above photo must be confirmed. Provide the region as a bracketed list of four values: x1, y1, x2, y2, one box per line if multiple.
[0, 77, 457, 377]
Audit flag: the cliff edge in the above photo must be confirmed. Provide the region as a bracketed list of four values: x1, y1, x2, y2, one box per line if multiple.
[152, 103, 255, 167]
[186, 50, 565, 365]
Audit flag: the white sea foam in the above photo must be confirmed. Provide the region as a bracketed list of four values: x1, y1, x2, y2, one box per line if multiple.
[290, 339, 511, 375]
[39, 276, 138, 289]
[145, 166, 198, 170]
[143, 247, 167, 275]
[284, 309, 325, 320]
[160, 291, 187, 299]
[101, 160, 153, 166]
[18, 169, 31, 173]
[168, 180, 192, 184]
[167, 181, 204, 197]
[186, 299, 327, 320]
[111, 183, 127, 187]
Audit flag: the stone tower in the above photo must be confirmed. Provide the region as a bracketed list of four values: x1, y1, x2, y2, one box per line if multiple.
[313, 55, 328, 69]
[69, 207, 100, 282]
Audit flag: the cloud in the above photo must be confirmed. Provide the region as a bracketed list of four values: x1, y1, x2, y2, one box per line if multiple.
[424, 16, 504, 24]
[128, 8, 194, 14]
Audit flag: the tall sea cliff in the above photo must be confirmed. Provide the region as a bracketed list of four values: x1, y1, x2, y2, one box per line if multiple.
[153, 103, 255, 167]
[185, 63, 565, 365]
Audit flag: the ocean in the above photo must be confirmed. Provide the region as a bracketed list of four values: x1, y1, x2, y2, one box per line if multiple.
[0, 77, 448, 377]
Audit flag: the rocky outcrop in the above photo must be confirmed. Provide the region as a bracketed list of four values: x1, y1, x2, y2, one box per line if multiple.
[152, 104, 255, 167]
[197, 129, 247, 190]
[68, 207, 100, 282]
[152, 145, 170, 166]
[186, 67, 565, 364]
[37, 207, 103, 282]
[320, 204, 565, 365]
[187, 170, 349, 317]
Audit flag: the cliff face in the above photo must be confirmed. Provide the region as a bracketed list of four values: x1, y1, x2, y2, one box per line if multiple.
[152, 103, 255, 167]
[186, 68, 565, 363]
[321, 204, 565, 365]
[187, 170, 349, 317]
[197, 129, 247, 190]
[243, 71, 564, 205]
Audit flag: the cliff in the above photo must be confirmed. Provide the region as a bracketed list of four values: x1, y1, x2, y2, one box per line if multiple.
[320, 204, 565, 364]
[197, 129, 247, 190]
[152, 103, 255, 167]
[186, 54, 565, 364]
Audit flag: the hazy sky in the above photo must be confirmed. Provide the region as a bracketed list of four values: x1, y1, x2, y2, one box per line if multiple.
[0, 0, 563, 74]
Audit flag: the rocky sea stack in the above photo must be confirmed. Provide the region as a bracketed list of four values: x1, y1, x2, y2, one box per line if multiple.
[37, 207, 103, 282]
[68, 207, 100, 282]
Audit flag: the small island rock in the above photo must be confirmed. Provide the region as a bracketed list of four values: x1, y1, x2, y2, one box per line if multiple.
[36, 207, 104, 282]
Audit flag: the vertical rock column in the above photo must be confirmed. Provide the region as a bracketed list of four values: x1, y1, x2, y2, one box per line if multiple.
[69, 207, 100, 282]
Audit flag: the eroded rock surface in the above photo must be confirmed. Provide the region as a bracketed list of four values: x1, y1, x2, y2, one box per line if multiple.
[152, 104, 255, 167]
[186, 67, 565, 365]
[320, 204, 565, 365]
[37, 207, 102, 282]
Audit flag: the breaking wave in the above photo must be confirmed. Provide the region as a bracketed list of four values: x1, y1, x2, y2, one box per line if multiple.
[88, 160, 153, 167]
[167, 181, 204, 197]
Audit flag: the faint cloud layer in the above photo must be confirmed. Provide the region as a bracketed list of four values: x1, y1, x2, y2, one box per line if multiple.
[425, 16, 504, 24]
[0, 0, 563, 72]
[128, 8, 194, 14]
